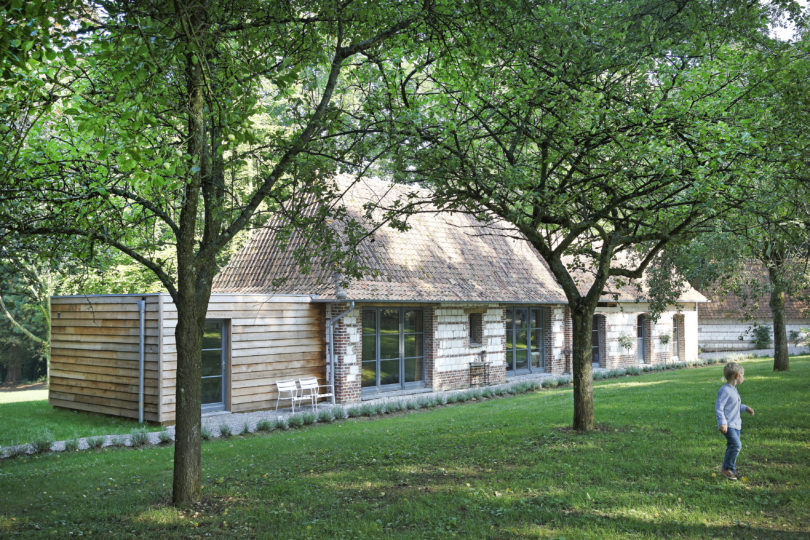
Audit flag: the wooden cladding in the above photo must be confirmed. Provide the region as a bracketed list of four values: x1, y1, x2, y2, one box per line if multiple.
[51, 294, 325, 425]
[50, 296, 161, 422]
[159, 296, 325, 420]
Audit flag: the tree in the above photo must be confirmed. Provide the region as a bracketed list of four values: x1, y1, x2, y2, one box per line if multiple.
[374, 0, 773, 430]
[1, 0, 431, 505]
[0, 258, 51, 384]
[677, 34, 810, 371]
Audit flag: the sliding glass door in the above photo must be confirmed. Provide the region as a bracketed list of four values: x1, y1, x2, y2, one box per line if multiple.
[362, 308, 424, 393]
[505, 307, 547, 374]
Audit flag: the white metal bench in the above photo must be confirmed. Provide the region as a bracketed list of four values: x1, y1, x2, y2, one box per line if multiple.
[297, 377, 334, 411]
[275, 379, 300, 411]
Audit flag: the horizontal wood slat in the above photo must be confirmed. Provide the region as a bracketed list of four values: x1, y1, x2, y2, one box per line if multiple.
[52, 293, 325, 424]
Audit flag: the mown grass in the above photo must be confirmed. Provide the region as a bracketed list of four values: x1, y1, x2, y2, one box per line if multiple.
[0, 398, 144, 447]
[0, 356, 808, 538]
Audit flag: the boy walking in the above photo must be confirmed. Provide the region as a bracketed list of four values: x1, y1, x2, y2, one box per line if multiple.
[715, 362, 755, 480]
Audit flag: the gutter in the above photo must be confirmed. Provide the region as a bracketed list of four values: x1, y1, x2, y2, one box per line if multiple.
[137, 298, 145, 423]
[326, 300, 355, 405]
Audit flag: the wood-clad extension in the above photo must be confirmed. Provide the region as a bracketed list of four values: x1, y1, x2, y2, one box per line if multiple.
[50, 295, 162, 422]
[50, 293, 325, 425]
[157, 294, 325, 423]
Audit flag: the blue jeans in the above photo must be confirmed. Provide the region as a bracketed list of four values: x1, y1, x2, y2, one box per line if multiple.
[722, 428, 742, 472]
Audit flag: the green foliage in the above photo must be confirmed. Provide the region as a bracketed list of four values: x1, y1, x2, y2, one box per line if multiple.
[63, 438, 79, 452]
[618, 335, 635, 352]
[157, 430, 172, 445]
[240, 422, 252, 435]
[108, 435, 126, 448]
[301, 413, 316, 426]
[32, 430, 54, 454]
[753, 325, 773, 349]
[255, 419, 274, 432]
[218, 424, 232, 439]
[287, 415, 305, 428]
[86, 436, 105, 450]
[201, 427, 212, 441]
[129, 428, 150, 448]
[332, 406, 347, 420]
[316, 409, 335, 423]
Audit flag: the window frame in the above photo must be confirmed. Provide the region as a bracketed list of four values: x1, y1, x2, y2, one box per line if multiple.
[361, 307, 425, 395]
[505, 306, 547, 374]
[468, 312, 484, 347]
[201, 319, 228, 413]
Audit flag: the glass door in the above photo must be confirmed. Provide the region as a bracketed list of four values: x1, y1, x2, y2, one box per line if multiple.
[201, 320, 227, 412]
[505, 306, 546, 374]
[362, 308, 424, 394]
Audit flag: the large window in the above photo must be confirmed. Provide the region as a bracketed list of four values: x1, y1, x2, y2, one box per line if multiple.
[505, 307, 547, 374]
[362, 308, 424, 393]
[201, 319, 227, 411]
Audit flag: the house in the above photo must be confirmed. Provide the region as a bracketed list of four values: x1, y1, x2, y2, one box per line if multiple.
[698, 274, 810, 353]
[49, 178, 705, 423]
[582, 272, 706, 369]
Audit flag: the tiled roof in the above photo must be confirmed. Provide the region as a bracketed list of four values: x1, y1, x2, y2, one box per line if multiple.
[566, 254, 708, 304]
[698, 263, 810, 319]
[213, 177, 568, 304]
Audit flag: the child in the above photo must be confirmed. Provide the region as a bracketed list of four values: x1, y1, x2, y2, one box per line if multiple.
[715, 362, 755, 480]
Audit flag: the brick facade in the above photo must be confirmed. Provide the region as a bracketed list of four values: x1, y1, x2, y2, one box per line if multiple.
[328, 303, 361, 403]
[328, 301, 696, 402]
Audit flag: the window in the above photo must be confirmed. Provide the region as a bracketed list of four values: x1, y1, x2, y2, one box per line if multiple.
[592, 315, 603, 367]
[505, 306, 547, 373]
[201, 319, 227, 411]
[362, 308, 425, 393]
[469, 312, 483, 347]
[672, 314, 684, 360]
[637, 315, 647, 363]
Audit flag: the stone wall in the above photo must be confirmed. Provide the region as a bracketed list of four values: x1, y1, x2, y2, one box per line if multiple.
[432, 305, 506, 390]
[596, 302, 699, 368]
[698, 318, 810, 352]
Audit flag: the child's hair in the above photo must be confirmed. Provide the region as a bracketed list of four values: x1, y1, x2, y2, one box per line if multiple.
[723, 362, 744, 381]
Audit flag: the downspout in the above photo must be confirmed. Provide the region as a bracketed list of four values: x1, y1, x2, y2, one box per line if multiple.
[137, 298, 145, 424]
[327, 300, 355, 405]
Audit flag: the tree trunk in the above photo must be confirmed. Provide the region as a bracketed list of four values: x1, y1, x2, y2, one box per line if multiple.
[171, 292, 205, 505]
[768, 268, 789, 371]
[570, 309, 595, 431]
[4, 348, 22, 385]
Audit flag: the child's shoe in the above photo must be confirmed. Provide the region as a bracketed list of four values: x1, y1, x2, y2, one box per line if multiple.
[722, 469, 738, 481]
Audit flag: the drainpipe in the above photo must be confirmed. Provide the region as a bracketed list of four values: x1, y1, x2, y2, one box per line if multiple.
[137, 298, 145, 424]
[327, 300, 355, 405]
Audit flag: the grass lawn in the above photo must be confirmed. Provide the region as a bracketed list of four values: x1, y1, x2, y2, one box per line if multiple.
[1, 356, 808, 538]
[0, 389, 153, 447]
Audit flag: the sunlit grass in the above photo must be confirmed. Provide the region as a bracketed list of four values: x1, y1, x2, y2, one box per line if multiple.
[0, 399, 143, 447]
[0, 356, 807, 538]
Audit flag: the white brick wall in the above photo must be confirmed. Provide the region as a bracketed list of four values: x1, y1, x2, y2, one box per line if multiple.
[597, 302, 699, 363]
[434, 305, 504, 373]
[699, 318, 810, 352]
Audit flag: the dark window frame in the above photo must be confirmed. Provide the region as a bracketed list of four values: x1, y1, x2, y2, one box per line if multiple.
[361, 307, 425, 394]
[201, 319, 228, 412]
[469, 312, 484, 347]
[505, 306, 547, 374]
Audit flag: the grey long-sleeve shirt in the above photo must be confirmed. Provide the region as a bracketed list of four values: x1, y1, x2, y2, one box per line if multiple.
[715, 383, 748, 430]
